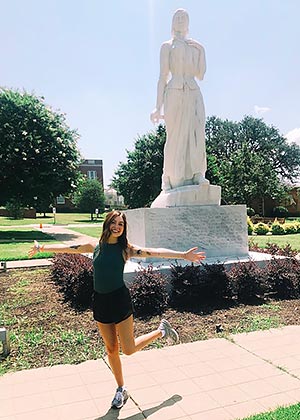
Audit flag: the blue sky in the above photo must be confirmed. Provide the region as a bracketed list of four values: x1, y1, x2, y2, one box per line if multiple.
[1, 0, 299, 187]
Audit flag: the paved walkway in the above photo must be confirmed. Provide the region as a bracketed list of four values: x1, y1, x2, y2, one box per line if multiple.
[1, 326, 300, 420]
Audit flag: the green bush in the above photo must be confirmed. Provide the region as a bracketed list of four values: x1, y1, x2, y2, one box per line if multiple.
[284, 223, 298, 234]
[247, 217, 254, 235]
[247, 207, 255, 217]
[129, 265, 169, 317]
[254, 222, 270, 235]
[273, 206, 288, 218]
[271, 222, 285, 235]
[5, 198, 23, 219]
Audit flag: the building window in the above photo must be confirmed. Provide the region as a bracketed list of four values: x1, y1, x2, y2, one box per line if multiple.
[56, 195, 65, 205]
[87, 160, 95, 164]
[87, 171, 97, 180]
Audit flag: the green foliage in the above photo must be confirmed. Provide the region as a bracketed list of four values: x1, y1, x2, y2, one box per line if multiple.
[271, 222, 286, 235]
[129, 265, 169, 317]
[247, 207, 255, 217]
[112, 124, 166, 208]
[247, 216, 254, 235]
[284, 223, 298, 234]
[273, 206, 289, 217]
[206, 115, 300, 206]
[73, 178, 105, 216]
[254, 222, 270, 235]
[0, 88, 82, 209]
[5, 198, 23, 219]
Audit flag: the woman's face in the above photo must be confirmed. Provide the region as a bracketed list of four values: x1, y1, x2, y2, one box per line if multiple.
[172, 11, 189, 34]
[109, 215, 125, 239]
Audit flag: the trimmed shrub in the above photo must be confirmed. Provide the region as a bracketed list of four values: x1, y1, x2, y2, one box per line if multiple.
[51, 253, 93, 310]
[271, 222, 285, 235]
[247, 216, 254, 235]
[284, 223, 298, 234]
[227, 260, 267, 303]
[254, 222, 270, 235]
[273, 206, 288, 218]
[264, 257, 300, 299]
[294, 222, 300, 233]
[5, 198, 23, 219]
[129, 265, 169, 317]
[247, 207, 255, 217]
[169, 262, 228, 308]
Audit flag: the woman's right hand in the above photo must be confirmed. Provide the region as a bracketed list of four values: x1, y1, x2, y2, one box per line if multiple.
[28, 240, 42, 258]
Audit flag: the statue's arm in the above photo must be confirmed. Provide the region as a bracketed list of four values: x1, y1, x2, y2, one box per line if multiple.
[187, 39, 206, 80]
[150, 42, 170, 123]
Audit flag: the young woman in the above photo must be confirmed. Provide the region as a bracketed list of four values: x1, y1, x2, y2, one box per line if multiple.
[29, 210, 205, 409]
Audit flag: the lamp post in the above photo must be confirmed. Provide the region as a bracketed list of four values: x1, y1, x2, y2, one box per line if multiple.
[53, 207, 56, 224]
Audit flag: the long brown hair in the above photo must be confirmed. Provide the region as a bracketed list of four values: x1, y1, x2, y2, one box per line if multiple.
[99, 210, 129, 258]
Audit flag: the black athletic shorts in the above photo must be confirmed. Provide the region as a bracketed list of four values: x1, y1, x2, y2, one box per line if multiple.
[92, 285, 134, 324]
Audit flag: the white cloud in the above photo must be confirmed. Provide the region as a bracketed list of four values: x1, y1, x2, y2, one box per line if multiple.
[254, 105, 271, 115]
[285, 128, 300, 146]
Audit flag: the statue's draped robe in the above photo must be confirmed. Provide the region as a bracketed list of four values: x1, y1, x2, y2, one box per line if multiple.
[159, 38, 206, 190]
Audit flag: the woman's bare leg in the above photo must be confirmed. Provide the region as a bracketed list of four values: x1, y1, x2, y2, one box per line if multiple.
[97, 322, 124, 387]
[117, 315, 162, 355]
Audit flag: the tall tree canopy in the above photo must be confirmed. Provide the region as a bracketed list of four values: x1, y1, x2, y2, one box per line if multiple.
[111, 125, 166, 208]
[112, 117, 300, 209]
[205, 116, 300, 205]
[0, 89, 82, 209]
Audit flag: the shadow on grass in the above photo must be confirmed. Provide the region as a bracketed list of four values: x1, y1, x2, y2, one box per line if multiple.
[95, 394, 182, 420]
[0, 230, 54, 241]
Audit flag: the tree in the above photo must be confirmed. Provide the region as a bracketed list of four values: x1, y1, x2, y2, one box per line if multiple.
[73, 179, 105, 220]
[0, 88, 82, 212]
[111, 125, 166, 208]
[112, 116, 300, 210]
[206, 116, 300, 207]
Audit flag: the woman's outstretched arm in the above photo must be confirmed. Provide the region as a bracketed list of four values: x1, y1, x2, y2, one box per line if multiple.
[28, 240, 95, 258]
[129, 244, 205, 263]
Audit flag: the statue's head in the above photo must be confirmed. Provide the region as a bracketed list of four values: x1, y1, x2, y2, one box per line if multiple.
[172, 9, 189, 37]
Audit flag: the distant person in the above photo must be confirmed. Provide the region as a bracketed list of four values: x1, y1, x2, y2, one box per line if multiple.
[29, 210, 205, 409]
[151, 8, 208, 190]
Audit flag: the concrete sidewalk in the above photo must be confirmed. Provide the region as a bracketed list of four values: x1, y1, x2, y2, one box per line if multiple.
[1, 326, 300, 420]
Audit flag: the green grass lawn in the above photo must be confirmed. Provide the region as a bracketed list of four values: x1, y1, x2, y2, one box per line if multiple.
[239, 403, 300, 419]
[249, 233, 300, 251]
[0, 228, 57, 261]
[0, 212, 105, 226]
[67, 226, 103, 238]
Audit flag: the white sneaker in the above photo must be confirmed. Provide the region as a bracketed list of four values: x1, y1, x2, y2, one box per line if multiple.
[158, 319, 179, 343]
[111, 386, 129, 409]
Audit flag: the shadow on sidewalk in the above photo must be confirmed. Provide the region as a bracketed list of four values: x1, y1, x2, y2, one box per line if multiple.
[95, 394, 182, 420]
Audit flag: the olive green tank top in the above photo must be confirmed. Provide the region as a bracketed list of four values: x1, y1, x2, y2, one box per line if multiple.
[93, 242, 125, 294]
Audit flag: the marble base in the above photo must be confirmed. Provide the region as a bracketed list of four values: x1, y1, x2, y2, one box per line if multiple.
[125, 205, 248, 262]
[151, 183, 221, 208]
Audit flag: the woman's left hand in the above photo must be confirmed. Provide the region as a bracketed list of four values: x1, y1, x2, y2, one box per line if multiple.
[184, 247, 206, 263]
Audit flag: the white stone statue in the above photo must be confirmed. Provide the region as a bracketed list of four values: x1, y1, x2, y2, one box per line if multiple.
[151, 8, 208, 191]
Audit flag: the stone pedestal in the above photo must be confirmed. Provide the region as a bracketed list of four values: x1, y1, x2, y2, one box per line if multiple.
[151, 183, 221, 208]
[125, 205, 248, 262]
